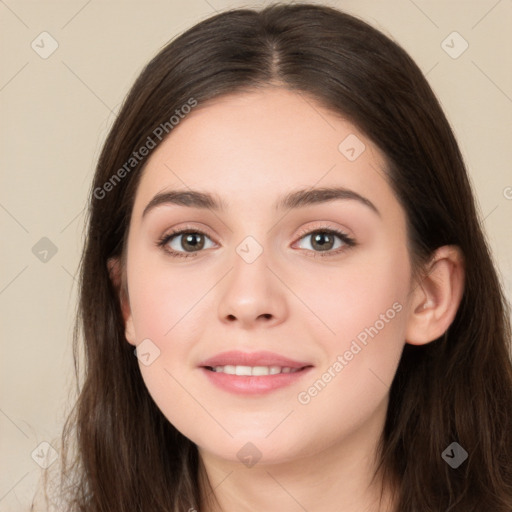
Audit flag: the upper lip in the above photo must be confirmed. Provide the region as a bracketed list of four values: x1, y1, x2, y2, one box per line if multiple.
[198, 350, 313, 369]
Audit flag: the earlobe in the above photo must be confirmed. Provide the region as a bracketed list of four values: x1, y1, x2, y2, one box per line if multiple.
[107, 257, 137, 346]
[405, 245, 465, 346]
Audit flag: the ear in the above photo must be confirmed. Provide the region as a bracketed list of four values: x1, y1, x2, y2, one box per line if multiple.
[405, 245, 465, 345]
[107, 257, 137, 346]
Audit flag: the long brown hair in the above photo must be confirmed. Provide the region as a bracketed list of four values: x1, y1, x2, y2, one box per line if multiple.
[34, 3, 512, 511]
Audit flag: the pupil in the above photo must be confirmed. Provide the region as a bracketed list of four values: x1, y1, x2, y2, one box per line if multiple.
[183, 233, 204, 251]
[313, 232, 333, 251]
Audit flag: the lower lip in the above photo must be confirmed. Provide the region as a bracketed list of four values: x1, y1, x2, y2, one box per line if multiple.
[200, 366, 313, 395]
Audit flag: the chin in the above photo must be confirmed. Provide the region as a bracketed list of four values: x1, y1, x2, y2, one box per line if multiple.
[198, 435, 306, 467]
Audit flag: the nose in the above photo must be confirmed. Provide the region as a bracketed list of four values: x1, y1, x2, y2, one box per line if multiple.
[217, 247, 288, 329]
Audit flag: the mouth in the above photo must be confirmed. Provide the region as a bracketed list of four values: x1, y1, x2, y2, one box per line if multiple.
[199, 359, 314, 395]
[203, 364, 312, 376]
[198, 350, 314, 394]
[198, 349, 312, 370]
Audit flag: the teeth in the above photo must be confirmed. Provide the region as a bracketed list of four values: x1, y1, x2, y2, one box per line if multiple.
[211, 365, 301, 376]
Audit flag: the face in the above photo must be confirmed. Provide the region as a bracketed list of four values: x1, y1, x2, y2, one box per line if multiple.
[120, 88, 413, 466]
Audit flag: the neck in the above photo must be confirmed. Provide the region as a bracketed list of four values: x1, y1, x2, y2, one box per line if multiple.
[197, 398, 397, 512]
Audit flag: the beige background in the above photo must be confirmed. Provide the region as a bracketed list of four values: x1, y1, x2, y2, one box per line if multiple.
[1, 0, 511, 510]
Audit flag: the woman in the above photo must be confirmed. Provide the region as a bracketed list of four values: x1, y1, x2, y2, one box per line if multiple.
[33, 3, 512, 511]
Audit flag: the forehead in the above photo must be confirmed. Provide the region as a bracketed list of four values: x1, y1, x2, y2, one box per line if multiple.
[131, 88, 396, 219]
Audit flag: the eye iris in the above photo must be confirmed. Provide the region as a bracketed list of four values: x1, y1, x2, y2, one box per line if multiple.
[182, 233, 205, 251]
[311, 232, 334, 251]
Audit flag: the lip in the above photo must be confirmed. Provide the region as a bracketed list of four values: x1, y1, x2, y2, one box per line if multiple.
[200, 366, 313, 395]
[198, 350, 312, 369]
[198, 350, 314, 396]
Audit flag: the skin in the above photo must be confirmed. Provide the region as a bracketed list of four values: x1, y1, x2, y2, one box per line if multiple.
[109, 87, 465, 512]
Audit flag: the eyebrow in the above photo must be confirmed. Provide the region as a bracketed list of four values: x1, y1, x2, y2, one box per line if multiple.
[142, 186, 380, 218]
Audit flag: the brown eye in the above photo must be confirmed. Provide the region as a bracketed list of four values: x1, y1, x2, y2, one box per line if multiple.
[157, 228, 216, 258]
[295, 228, 355, 255]
[175, 232, 206, 252]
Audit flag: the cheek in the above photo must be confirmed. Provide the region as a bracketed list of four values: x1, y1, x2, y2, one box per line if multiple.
[126, 262, 210, 432]
[295, 245, 409, 403]
[289, 276, 407, 454]
[310, 293, 406, 402]
[127, 255, 209, 342]
[295, 241, 409, 341]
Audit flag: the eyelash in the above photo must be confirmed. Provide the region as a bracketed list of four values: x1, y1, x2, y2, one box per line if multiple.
[156, 224, 357, 259]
